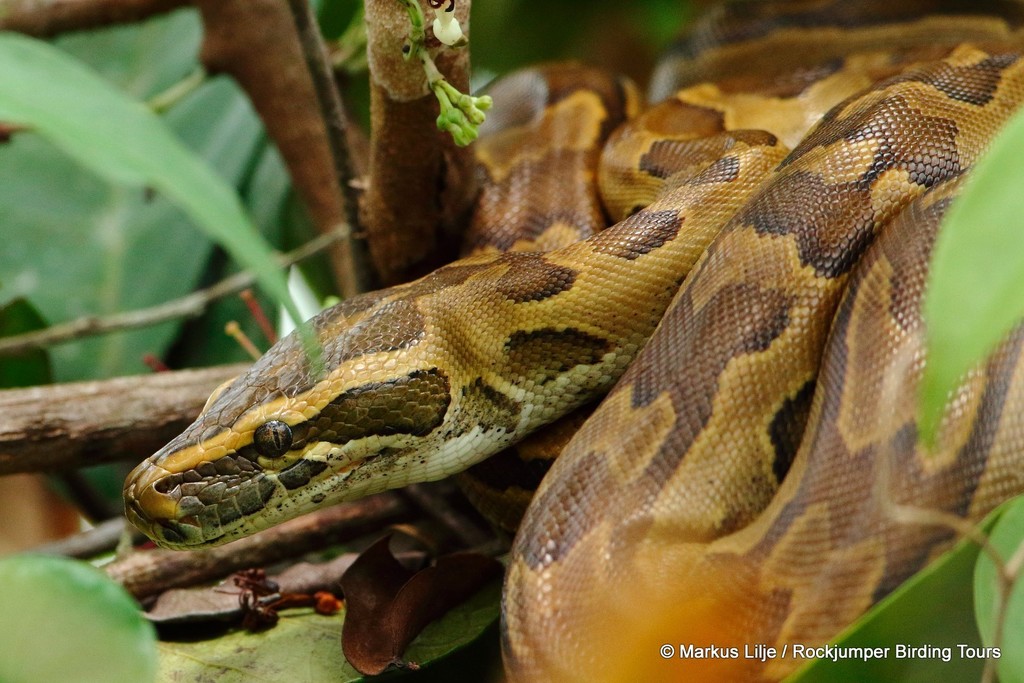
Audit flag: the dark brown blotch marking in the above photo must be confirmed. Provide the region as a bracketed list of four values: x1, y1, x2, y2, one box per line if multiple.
[687, 155, 741, 185]
[732, 130, 780, 147]
[769, 379, 816, 484]
[495, 252, 577, 303]
[518, 449, 613, 569]
[233, 476, 277, 518]
[737, 170, 876, 277]
[505, 328, 611, 385]
[632, 282, 791, 410]
[469, 63, 633, 253]
[391, 261, 496, 300]
[639, 139, 698, 180]
[885, 195, 950, 330]
[591, 209, 683, 260]
[278, 458, 330, 490]
[715, 58, 845, 98]
[467, 149, 605, 252]
[638, 133, 744, 181]
[626, 283, 791, 502]
[786, 89, 962, 189]
[542, 63, 636, 139]
[741, 73, 967, 278]
[460, 377, 521, 433]
[183, 265, 491, 440]
[899, 53, 1018, 106]
[313, 368, 451, 443]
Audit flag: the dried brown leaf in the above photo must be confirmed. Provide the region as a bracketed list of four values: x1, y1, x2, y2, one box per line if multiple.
[340, 535, 502, 675]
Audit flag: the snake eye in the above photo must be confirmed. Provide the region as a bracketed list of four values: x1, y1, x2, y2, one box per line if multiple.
[253, 420, 293, 458]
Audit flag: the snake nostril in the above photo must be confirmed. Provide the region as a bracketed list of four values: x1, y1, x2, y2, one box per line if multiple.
[153, 472, 183, 495]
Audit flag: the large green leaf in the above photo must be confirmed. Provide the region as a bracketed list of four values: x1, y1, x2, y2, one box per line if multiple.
[156, 579, 501, 682]
[919, 108, 1024, 444]
[54, 8, 203, 99]
[787, 508, 1007, 682]
[975, 496, 1024, 683]
[166, 142, 304, 369]
[0, 78, 263, 380]
[0, 555, 157, 683]
[0, 32, 306, 376]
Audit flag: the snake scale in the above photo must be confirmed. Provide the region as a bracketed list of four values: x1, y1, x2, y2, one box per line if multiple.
[124, 1, 1024, 680]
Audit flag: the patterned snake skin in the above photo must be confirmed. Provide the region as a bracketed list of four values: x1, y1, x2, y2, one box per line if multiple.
[123, 2, 1024, 681]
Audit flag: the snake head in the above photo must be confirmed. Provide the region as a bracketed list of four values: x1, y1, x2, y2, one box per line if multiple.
[123, 288, 478, 550]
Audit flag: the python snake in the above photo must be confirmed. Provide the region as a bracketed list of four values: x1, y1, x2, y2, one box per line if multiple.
[125, 2, 1024, 680]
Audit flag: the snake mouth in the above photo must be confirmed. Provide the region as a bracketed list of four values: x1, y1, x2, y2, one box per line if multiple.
[123, 495, 223, 548]
[123, 455, 277, 549]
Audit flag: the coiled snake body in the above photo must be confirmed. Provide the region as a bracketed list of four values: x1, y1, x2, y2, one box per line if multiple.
[125, 2, 1024, 680]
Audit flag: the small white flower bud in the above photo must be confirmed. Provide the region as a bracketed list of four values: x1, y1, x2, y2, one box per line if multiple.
[432, 9, 465, 46]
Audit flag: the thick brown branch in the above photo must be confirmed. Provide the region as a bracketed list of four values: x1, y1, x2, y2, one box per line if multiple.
[361, 0, 477, 285]
[285, 0, 375, 293]
[192, 0, 369, 298]
[0, 364, 247, 475]
[107, 492, 412, 599]
[0, 0, 186, 36]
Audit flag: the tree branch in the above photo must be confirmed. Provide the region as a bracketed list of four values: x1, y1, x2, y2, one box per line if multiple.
[0, 363, 247, 475]
[108, 492, 412, 599]
[31, 517, 140, 558]
[0, 0, 186, 37]
[0, 229, 345, 357]
[192, 0, 371, 298]
[360, 0, 477, 285]
[285, 0, 375, 293]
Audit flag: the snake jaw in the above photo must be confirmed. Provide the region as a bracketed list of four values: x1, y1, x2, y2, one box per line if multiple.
[122, 452, 270, 549]
[123, 420, 424, 549]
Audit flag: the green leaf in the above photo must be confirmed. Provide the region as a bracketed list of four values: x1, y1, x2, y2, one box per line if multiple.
[919, 108, 1024, 444]
[0, 555, 157, 683]
[0, 297, 52, 388]
[0, 33, 306, 354]
[402, 577, 502, 667]
[159, 141, 290, 369]
[974, 496, 1024, 683]
[54, 8, 204, 99]
[0, 78, 263, 380]
[787, 508, 1007, 683]
[156, 579, 500, 682]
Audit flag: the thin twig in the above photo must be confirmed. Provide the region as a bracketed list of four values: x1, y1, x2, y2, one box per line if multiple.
[31, 517, 141, 559]
[981, 539, 1024, 683]
[147, 66, 207, 113]
[239, 289, 278, 344]
[224, 321, 263, 360]
[284, 0, 375, 293]
[0, 229, 347, 357]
